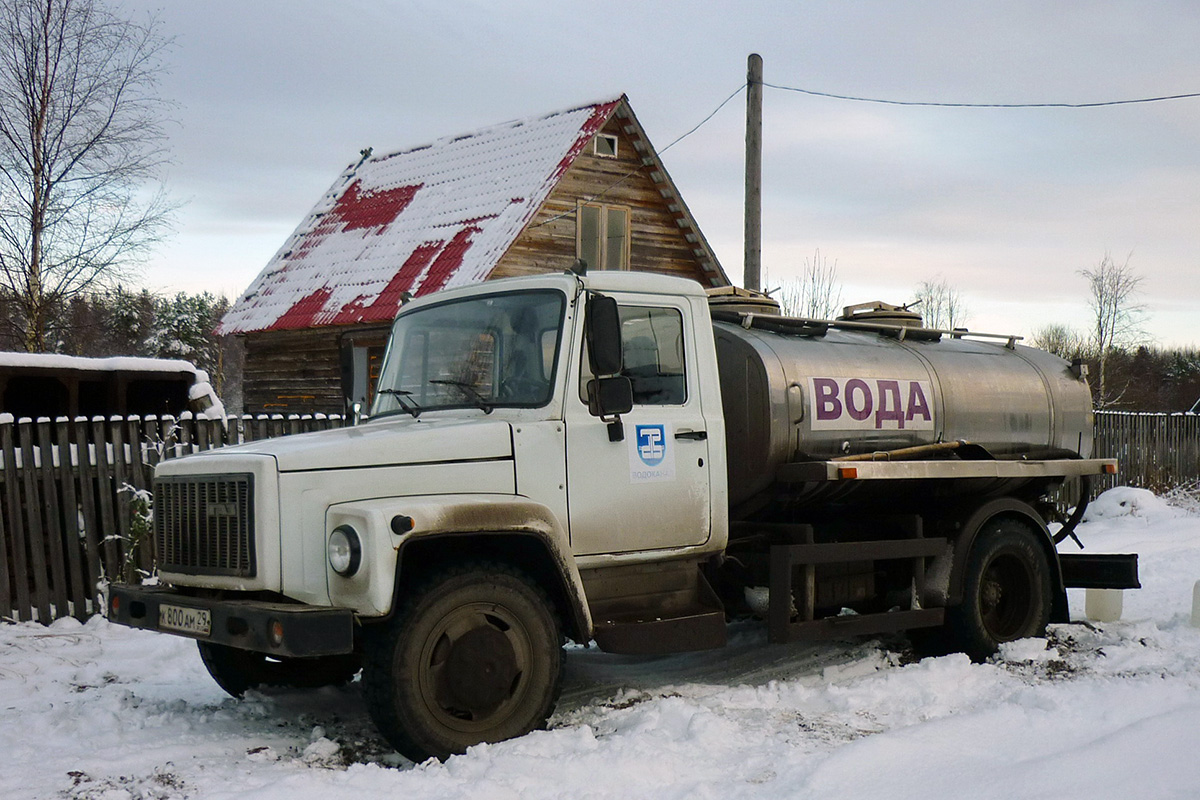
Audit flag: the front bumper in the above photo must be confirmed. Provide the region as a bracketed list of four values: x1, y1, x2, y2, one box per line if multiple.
[107, 584, 354, 658]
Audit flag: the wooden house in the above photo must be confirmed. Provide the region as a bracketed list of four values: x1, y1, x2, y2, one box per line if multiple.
[218, 95, 729, 414]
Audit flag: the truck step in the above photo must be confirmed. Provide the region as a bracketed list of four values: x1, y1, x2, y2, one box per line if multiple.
[582, 559, 727, 655]
[592, 607, 727, 655]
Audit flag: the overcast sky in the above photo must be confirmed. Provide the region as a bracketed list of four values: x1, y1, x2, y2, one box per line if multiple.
[125, 0, 1200, 348]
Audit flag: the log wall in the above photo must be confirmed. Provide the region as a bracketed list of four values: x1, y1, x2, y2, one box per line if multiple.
[493, 115, 725, 285]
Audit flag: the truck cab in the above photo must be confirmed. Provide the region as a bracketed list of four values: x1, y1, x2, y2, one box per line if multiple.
[110, 271, 732, 760]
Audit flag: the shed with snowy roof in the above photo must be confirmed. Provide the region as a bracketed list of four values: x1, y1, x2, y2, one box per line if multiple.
[0, 352, 215, 418]
[218, 95, 729, 415]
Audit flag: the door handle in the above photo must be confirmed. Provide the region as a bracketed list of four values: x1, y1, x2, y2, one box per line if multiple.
[675, 430, 707, 441]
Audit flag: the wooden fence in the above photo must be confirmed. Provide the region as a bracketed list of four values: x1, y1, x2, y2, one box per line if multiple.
[0, 414, 343, 624]
[1093, 411, 1200, 493]
[0, 410, 1196, 626]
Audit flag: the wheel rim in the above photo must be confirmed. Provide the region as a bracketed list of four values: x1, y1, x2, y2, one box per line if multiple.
[417, 601, 533, 734]
[979, 552, 1035, 641]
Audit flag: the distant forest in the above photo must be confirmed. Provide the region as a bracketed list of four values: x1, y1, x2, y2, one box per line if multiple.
[1079, 346, 1200, 412]
[0, 286, 1196, 414]
[0, 287, 243, 412]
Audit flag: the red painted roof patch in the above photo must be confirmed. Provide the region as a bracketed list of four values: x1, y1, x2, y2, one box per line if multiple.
[331, 180, 422, 232]
[417, 225, 481, 296]
[361, 240, 445, 321]
[218, 97, 628, 335]
[270, 286, 334, 331]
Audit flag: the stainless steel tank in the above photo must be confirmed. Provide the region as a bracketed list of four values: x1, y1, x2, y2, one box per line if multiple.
[714, 319, 1094, 511]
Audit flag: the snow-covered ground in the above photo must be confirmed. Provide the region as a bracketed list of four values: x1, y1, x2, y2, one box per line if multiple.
[4, 487, 1200, 800]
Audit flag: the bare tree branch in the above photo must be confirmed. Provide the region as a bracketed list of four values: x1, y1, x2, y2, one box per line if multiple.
[769, 248, 843, 319]
[1080, 252, 1147, 407]
[1030, 323, 1086, 360]
[0, 0, 174, 351]
[912, 276, 969, 330]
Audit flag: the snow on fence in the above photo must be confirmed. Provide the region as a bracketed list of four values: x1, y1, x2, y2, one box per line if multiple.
[0, 410, 1195, 626]
[0, 413, 344, 624]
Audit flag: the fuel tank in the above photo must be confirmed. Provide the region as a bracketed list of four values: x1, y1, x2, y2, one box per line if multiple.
[713, 315, 1093, 511]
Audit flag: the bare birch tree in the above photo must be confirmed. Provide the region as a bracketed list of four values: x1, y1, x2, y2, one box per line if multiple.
[912, 276, 968, 330]
[1081, 252, 1146, 407]
[1030, 323, 1085, 360]
[772, 248, 843, 319]
[0, 0, 172, 351]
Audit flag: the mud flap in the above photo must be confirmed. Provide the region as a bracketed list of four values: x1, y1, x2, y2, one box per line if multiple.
[1058, 553, 1140, 590]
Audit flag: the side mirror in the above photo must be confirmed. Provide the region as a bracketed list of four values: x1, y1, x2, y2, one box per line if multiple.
[587, 376, 633, 418]
[586, 295, 623, 376]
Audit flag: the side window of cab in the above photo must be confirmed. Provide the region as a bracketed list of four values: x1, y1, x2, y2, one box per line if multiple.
[579, 305, 687, 405]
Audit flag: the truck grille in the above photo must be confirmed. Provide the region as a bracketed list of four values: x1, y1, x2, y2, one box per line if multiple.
[154, 474, 256, 577]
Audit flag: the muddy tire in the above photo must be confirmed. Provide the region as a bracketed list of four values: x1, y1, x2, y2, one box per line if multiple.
[946, 518, 1053, 661]
[197, 642, 361, 697]
[362, 563, 562, 762]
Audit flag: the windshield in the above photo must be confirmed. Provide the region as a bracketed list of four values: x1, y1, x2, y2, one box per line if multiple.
[371, 289, 566, 417]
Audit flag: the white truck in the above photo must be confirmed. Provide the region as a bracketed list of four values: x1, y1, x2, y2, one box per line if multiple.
[108, 270, 1138, 761]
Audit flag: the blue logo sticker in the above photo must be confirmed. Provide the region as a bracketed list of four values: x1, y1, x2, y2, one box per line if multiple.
[636, 424, 666, 466]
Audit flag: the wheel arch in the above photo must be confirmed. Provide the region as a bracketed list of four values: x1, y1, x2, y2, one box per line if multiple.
[944, 497, 1068, 623]
[392, 530, 591, 644]
[330, 494, 592, 642]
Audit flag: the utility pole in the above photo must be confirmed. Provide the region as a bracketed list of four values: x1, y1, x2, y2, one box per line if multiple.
[744, 53, 763, 292]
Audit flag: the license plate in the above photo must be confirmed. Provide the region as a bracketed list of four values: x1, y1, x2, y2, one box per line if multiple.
[159, 603, 211, 637]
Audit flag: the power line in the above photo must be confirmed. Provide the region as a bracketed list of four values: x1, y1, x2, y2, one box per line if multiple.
[659, 82, 747, 153]
[529, 76, 1199, 233]
[762, 81, 1200, 109]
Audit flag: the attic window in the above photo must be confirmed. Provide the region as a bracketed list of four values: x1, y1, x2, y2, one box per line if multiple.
[577, 202, 630, 270]
[593, 134, 618, 158]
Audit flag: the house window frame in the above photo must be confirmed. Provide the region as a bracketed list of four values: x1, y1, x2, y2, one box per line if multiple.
[576, 201, 631, 271]
[593, 133, 618, 158]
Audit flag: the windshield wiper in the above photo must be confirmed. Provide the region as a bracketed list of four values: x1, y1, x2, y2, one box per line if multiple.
[376, 388, 421, 418]
[429, 379, 493, 414]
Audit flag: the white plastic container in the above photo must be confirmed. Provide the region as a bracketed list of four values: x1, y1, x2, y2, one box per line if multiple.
[1192, 581, 1200, 627]
[1085, 588, 1123, 623]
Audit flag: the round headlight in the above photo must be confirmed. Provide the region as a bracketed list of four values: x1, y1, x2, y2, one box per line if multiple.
[328, 525, 362, 577]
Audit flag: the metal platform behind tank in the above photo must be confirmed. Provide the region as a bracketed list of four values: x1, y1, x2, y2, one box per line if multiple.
[777, 458, 1118, 484]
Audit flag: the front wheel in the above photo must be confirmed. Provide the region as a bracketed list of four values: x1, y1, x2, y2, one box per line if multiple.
[362, 563, 562, 762]
[945, 518, 1053, 661]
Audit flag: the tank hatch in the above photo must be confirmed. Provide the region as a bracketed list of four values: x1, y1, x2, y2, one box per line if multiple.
[706, 285, 781, 316]
[838, 300, 924, 328]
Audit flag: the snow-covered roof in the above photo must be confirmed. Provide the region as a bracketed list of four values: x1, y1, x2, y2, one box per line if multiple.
[0, 351, 199, 374]
[218, 97, 629, 335]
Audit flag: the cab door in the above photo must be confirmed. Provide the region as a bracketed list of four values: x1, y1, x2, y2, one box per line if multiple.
[565, 298, 712, 555]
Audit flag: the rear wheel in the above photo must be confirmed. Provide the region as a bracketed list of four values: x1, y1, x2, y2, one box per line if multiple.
[946, 518, 1053, 661]
[362, 563, 562, 762]
[197, 642, 361, 697]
